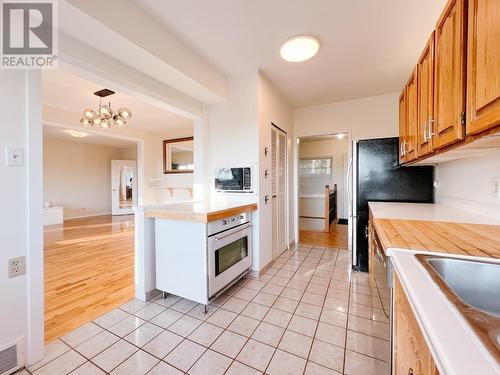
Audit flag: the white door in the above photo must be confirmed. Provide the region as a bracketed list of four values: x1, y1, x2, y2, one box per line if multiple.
[111, 160, 137, 215]
[271, 126, 287, 260]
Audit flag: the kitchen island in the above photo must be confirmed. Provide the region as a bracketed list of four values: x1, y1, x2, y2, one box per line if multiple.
[368, 202, 500, 375]
[134, 201, 257, 304]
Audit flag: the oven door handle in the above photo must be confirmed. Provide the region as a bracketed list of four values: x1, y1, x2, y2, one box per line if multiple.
[213, 223, 252, 242]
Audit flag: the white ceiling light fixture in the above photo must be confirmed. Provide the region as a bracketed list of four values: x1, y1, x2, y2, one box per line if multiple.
[280, 35, 320, 62]
[337, 133, 346, 139]
[80, 89, 132, 129]
[64, 130, 90, 138]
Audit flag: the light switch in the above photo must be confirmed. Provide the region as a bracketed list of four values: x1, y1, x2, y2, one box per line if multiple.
[5, 147, 24, 166]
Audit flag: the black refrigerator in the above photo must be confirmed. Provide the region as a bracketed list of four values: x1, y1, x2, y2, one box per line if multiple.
[352, 137, 434, 272]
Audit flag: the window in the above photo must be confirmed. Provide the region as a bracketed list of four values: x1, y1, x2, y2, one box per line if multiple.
[299, 158, 332, 176]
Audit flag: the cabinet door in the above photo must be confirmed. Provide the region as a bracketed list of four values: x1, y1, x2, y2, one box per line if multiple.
[399, 89, 407, 164]
[466, 0, 500, 135]
[406, 68, 418, 162]
[417, 33, 435, 157]
[433, 0, 467, 149]
[394, 276, 439, 375]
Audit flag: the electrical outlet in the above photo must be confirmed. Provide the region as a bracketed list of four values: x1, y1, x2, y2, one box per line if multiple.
[8, 256, 26, 278]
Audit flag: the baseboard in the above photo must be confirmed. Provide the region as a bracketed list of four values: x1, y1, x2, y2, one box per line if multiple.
[64, 211, 112, 220]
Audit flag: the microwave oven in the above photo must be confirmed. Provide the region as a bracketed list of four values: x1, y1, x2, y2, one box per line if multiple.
[215, 167, 253, 193]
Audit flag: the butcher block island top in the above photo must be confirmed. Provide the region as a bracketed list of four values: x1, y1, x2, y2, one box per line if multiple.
[142, 200, 258, 222]
[369, 202, 500, 259]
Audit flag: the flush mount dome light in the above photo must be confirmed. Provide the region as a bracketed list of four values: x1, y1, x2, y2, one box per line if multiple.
[64, 130, 89, 138]
[280, 35, 320, 62]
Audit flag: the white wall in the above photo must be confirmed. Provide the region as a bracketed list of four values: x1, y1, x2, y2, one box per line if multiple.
[0, 71, 44, 365]
[205, 72, 294, 272]
[299, 138, 349, 219]
[294, 92, 399, 139]
[257, 73, 294, 271]
[43, 137, 137, 219]
[436, 151, 500, 220]
[207, 72, 259, 189]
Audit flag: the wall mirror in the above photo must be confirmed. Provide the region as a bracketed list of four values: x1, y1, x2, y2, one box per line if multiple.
[163, 137, 194, 174]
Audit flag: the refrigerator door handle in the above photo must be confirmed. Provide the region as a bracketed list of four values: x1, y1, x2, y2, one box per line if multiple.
[347, 157, 353, 209]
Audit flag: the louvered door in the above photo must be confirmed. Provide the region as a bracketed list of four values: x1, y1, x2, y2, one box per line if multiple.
[271, 125, 287, 260]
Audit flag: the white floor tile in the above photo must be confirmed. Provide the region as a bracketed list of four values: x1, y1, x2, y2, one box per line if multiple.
[61, 322, 103, 347]
[188, 349, 232, 375]
[150, 309, 183, 329]
[148, 361, 184, 375]
[142, 330, 184, 359]
[188, 322, 224, 347]
[28, 339, 70, 372]
[124, 321, 164, 347]
[94, 309, 129, 329]
[108, 315, 146, 337]
[70, 361, 106, 375]
[75, 330, 120, 359]
[236, 339, 275, 372]
[210, 330, 247, 358]
[164, 339, 206, 371]
[92, 340, 137, 373]
[32, 350, 86, 375]
[110, 350, 159, 375]
[266, 349, 306, 375]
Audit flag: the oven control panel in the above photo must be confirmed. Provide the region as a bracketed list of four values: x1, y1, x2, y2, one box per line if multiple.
[208, 211, 251, 236]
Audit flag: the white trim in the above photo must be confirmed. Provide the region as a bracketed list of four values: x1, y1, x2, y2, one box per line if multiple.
[293, 130, 353, 247]
[26, 71, 44, 365]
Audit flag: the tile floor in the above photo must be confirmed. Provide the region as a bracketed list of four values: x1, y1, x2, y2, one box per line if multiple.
[19, 244, 390, 375]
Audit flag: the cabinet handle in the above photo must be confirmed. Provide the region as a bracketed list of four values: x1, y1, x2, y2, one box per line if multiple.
[400, 141, 407, 157]
[365, 226, 369, 238]
[408, 369, 414, 375]
[423, 121, 428, 142]
[428, 117, 435, 139]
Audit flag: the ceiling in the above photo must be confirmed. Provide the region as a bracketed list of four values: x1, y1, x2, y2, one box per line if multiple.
[136, 0, 447, 107]
[43, 125, 137, 148]
[42, 70, 193, 134]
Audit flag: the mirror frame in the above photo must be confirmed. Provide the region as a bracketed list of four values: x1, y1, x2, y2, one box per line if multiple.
[162, 136, 194, 174]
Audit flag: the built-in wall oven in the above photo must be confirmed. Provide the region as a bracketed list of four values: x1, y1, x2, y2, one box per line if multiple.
[207, 212, 252, 298]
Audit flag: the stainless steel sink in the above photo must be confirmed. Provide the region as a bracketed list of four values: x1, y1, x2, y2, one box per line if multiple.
[417, 254, 500, 362]
[426, 257, 500, 317]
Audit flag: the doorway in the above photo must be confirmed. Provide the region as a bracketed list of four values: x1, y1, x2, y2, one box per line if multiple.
[111, 160, 137, 215]
[271, 124, 288, 260]
[296, 133, 349, 249]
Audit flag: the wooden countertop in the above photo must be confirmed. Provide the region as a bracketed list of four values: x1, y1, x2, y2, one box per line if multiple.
[142, 201, 258, 223]
[373, 218, 500, 259]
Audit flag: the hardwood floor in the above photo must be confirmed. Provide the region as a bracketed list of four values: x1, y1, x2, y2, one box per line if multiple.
[299, 221, 348, 249]
[44, 215, 135, 343]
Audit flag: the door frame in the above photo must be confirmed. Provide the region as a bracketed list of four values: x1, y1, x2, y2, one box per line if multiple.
[27, 65, 197, 364]
[293, 130, 353, 248]
[111, 160, 138, 215]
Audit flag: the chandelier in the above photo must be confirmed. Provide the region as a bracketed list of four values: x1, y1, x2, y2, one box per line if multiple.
[80, 89, 132, 129]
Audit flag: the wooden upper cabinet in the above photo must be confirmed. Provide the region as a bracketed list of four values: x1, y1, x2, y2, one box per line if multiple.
[406, 68, 418, 162]
[417, 33, 435, 157]
[399, 89, 407, 164]
[433, 0, 467, 149]
[466, 0, 500, 135]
